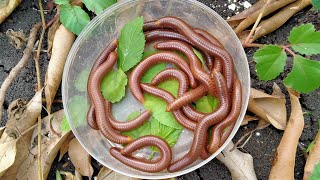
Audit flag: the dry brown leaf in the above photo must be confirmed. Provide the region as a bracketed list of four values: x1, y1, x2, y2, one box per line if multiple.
[6, 29, 26, 49]
[75, 170, 82, 180]
[269, 88, 304, 180]
[241, 115, 260, 126]
[97, 167, 141, 180]
[248, 84, 286, 130]
[16, 110, 71, 180]
[217, 141, 257, 180]
[47, 17, 61, 58]
[58, 132, 74, 161]
[304, 132, 320, 180]
[45, 24, 75, 113]
[60, 171, 81, 180]
[0, 127, 4, 137]
[0, 89, 42, 178]
[68, 138, 93, 177]
[0, 0, 21, 24]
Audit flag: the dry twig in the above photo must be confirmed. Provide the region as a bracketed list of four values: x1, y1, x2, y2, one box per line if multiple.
[0, 23, 41, 122]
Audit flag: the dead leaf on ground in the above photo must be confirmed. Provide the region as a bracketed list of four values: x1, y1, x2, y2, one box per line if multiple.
[0, 127, 5, 137]
[68, 138, 93, 177]
[0, 89, 42, 178]
[241, 115, 260, 126]
[0, 0, 22, 24]
[6, 29, 26, 49]
[58, 132, 74, 161]
[248, 83, 286, 130]
[47, 17, 61, 58]
[97, 167, 141, 180]
[217, 141, 257, 180]
[16, 110, 71, 180]
[60, 171, 81, 180]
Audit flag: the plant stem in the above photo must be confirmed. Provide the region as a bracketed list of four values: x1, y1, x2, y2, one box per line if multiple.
[283, 46, 296, 57]
[37, 1, 46, 180]
[244, 0, 272, 44]
[242, 43, 265, 48]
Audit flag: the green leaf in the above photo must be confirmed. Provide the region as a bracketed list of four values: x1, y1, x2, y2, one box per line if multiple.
[253, 45, 287, 80]
[55, 0, 69, 5]
[122, 112, 151, 139]
[143, 80, 182, 129]
[306, 140, 315, 153]
[284, 55, 320, 93]
[288, 23, 320, 55]
[101, 69, 128, 103]
[150, 119, 182, 147]
[74, 69, 90, 92]
[310, 161, 320, 180]
[195, 95, 219, 113]
[312, 0, 320, 10]
[117, 17, 146, 72]
[140, 51, 166, 83]
[56, 170, 62, 180]
[61, 116, 70, 132]
[193, 48, 205, 67]
[82, 0, 117, 14]
[67, 96, 89, 129]
[60, 3, 90, 35]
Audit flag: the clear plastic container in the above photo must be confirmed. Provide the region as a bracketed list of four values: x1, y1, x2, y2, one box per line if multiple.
[62, 0, 250, 179]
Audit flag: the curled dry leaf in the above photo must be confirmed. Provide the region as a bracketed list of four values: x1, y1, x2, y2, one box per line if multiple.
[58, 132, 74, 161]
[269, 88, 304, 180]
[60, 171, 81, 180]
[45, 24, 75, 113]
[251, 0, 312, 42]
[0, 0, 22, 24]
[68, 138, 93, 177]
[97, 167, 141, 180]
[47, 17, 61, 58]
[241, 115, 260, 126]
[16, 110, 71, 180]
[247, 84, 286, 130]
[304, 132, 320, 179]
[0, 89, 42, 178]
[0, 127, 4, 137]
[5, 29, 26, 49]
[217, 141, 257, 180]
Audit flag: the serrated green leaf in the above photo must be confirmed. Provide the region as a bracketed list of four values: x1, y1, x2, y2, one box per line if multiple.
[117, 17, 145, 72]
[253, 45, 287, 80]
[56, 170, 62, 180]
[67, 96, 89, 129]
[195, 95, 219, 113]
[140, 51, 166, 83]
[310, 161, 320, 180]
[143, 80, 182, 129]
[284, 55, 320, 93]
[150, 119, 182, 147]
[55, 0, 69, 5]
[288, 23, 320, 55]
[74, 69, 90, 92]
[312, 0, 320, 10]
[193, 48, 205, 67]
[82, 0, 117, 14]
[60, 3, 90, 35]
[101, 69, 127, 103]
[61, 116, 70, 132]
[306, 140, 315, 153]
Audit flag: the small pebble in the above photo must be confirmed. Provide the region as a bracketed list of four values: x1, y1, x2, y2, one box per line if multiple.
[255, 132, 261, 136]
[228, 3, 236, 11]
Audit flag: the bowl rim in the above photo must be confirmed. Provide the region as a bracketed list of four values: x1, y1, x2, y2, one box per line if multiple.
[62, 0, 250, 179]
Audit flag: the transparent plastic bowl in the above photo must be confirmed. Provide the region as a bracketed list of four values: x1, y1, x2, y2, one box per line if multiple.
[62, 0, 250, 179]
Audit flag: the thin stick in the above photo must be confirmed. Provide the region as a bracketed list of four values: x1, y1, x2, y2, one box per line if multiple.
[0, 23, 41, 121]
[244, 0, 272, 44]
[37, 1, 46, 180]
[242, 43, 265, 48]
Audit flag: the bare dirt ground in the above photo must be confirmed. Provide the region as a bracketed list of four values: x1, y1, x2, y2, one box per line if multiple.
[0, 0, 319, 179]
